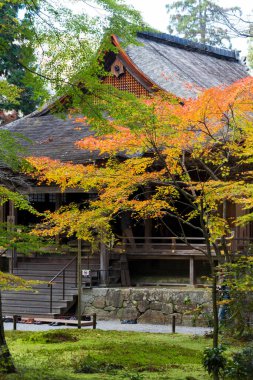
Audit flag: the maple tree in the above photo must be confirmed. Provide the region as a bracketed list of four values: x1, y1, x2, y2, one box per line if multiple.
[0, 0, 145, 372]
[28, 76, 253, 379]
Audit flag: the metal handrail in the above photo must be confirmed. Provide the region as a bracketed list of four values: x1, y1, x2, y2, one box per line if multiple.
[48, 255, 77, 285]
[48, 255, 78, 314]
[0, 248, 7, 257]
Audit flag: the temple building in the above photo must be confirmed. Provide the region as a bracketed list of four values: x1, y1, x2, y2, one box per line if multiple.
[1, 31, 250, 318]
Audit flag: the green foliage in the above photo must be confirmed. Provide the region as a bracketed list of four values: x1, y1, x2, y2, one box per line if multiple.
[0, 189, 37, 215]
[73, 353, 123, 373]
[16, 0, 144, 109]
[166, 0, 241, 47]
[0, 130, 28, 170]
[0, 271, 41, 290]
[0, 223, 50, 255]
[203, 345, 227, 377]
[0, 1, 46, 115]
[0, 0, 145, 118]
[0, 129, 39, 214]
[248, 40, 253, 70]
[217, 257, 253, 338]
[5, 329, 209, 379]
[225, 345, 253, 379]
[0, 80, 21, 107]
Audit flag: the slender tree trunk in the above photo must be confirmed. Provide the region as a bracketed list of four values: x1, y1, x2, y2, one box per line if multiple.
[0, 290, 16, 374]
[211, 269, 219, 380]
[211, 271, 219, 348]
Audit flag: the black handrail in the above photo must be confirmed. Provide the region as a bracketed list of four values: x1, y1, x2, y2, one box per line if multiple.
[0, 248, 8, 257]
[48, 255, 77, 314]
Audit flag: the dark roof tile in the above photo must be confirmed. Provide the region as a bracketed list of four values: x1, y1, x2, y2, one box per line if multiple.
[126, 33, 248, 98]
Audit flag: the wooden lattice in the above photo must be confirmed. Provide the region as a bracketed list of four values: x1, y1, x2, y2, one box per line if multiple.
[103, 70, 150, 97]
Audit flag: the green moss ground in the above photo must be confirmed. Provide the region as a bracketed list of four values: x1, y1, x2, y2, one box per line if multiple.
[2, 329, 212, 380]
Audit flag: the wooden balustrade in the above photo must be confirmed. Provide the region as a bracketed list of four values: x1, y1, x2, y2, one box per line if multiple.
[114, 236, 208, 256]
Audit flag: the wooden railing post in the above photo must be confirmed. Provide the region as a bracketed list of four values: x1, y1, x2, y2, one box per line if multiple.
[171, 237, 176, 253]
[92, 313, 97, 329]
[172, 315, 176, 333]
[63, 270, 65, 300]
[49, 284, 53, 313]
[13, 315, 18, 331]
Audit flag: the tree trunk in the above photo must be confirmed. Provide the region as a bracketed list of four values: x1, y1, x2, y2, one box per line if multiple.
[0, 290, 16, 374]
[211, 270, 219, 380]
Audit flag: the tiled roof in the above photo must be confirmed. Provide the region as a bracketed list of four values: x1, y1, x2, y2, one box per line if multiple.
[4, 32, 250, 165]
[5, 115, 98, 164]
[125, 31, 249, 99]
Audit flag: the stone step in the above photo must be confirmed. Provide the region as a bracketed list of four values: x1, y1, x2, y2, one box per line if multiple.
[12, 274, 78, 282]
[16, 256, 99, 263]
[2, 299, 70, 308]
[2, 305, 65, 314]
[2, 255, 87, 318]
[3, 288, 77, 296]
[13, 270, 77, 277]
[2, 293, 74, 301]
[27, 284, 78, 291]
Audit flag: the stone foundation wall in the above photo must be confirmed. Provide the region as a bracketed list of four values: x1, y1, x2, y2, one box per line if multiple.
[82, 287, 212, 326]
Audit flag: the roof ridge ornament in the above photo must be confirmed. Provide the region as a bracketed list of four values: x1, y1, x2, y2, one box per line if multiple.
[111, 57, 125, 78]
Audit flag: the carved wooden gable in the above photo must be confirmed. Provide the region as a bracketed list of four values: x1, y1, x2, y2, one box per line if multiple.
[103, 56, 150, 97]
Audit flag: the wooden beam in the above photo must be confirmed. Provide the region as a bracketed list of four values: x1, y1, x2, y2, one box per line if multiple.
[189, 257, 195, 286]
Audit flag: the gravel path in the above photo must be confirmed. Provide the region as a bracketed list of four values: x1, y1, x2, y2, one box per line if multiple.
[4, 320, 212, 335]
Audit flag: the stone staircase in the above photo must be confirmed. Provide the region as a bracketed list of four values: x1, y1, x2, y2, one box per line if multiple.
[2, 254, 100, 318]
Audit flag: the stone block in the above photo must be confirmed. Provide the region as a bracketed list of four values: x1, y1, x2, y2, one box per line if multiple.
[137, 301, 150, 313]
[90, 288, 108, 297]
[138, 310, 167, 325]
[150, 302, 163, 311]
[92, 297, 105, 309]
[106, 290, 124, 308]
[161, 303, 173, 315]
[104, 306, 116, 312]
[81, 294, 95, 304]
[132, 291, 145, 301]
[117, 307, 140, 320]
[82, 306, 99, 315]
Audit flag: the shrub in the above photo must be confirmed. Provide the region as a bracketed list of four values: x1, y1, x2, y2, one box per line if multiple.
[225, 345, 253, 379]
[203, 345, 227, 378]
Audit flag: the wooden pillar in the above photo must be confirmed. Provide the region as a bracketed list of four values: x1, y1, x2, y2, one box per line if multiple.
[0, 197, 4, 223]
[234, 204, 250, 252]
[189, 257, 195, 286]
[100, 241, 109, 286]
[144, 219, 152, 250]
[121, 214, 136, 249]
[8, 201, 17, 271]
